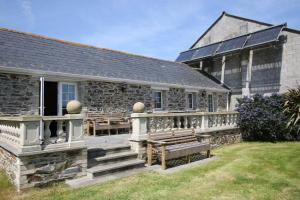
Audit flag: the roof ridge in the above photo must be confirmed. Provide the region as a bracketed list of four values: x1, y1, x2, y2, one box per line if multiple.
[0, 27, 183, 66]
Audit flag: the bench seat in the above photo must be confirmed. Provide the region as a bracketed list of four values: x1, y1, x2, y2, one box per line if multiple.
[147, 129, 211, 169]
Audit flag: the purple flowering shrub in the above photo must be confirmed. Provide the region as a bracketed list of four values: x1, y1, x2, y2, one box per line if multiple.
[236, 94, 293, 141]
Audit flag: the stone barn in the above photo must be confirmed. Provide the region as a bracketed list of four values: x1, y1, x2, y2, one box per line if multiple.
[176, 11, 300, 109]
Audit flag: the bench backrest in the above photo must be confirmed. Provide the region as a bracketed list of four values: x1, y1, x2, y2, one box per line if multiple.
[148, 129, 198, 146]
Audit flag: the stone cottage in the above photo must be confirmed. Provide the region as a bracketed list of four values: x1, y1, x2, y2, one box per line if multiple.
[176, 12, 300, 109]
[0, 28, 228, 118]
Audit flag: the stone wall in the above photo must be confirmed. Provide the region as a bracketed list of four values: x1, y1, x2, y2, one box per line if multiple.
[80, 80, 227, 114]
[79, 81, 153, 114]
[19, 148, 87, 189]
[0, 73, 39, 116]
[280, 30, 300, 93]
[194, 14, 269, 47]
[207, 128, 242, 147]
[0, 147, 18, 186]
[166, 88, 186, 111]
[0, 146, 87, 190]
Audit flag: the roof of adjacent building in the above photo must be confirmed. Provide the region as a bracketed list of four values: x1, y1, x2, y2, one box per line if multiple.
[0, 27, 228, 91]
[176, 24, 286, 63]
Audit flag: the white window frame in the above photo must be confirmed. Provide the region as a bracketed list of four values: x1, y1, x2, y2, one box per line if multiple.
[58, 82, 78, 116]
[187, 93, 194, 110]
[153, 90, 163, 110]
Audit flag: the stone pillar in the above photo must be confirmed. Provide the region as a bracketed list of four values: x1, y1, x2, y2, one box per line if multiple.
[221, 56, 226, 84]
[242, 50, 253, 97]
[201, 114, 209, 131]
[199, 61, 203, 70]
[129, 102, 147, 159]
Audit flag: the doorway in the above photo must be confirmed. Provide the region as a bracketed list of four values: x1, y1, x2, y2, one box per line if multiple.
[44, 81, 58, 116]
[44, 81, 58, 137]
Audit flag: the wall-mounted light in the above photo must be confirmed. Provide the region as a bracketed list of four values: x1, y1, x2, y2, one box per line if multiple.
[201, 91, 206, 97]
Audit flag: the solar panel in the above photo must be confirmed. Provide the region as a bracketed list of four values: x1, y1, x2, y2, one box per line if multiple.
[192, 43, 220, 60]
[175, 49, 196, 62]
[216, 35, 248, 54]
[244, 25, 283, 48]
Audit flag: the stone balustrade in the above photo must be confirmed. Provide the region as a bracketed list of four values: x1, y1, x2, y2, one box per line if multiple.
[129, 111, 239, 156]
[0, 114, 85, 155]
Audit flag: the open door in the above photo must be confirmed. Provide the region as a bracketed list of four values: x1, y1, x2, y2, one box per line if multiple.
[44, 81, 58, 137]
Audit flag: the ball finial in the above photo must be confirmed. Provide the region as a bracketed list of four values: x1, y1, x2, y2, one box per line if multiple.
[66, 100, 82, 114]
[133, 102, 145, 113]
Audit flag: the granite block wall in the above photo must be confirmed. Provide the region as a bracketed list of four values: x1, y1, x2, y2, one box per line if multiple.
[0, 146, 87, 190]
[0, 73, 39, 116]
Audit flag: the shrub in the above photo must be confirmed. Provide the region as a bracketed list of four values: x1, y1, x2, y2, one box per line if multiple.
[236, 94, 293, 141]
[283, 86, 300, 135]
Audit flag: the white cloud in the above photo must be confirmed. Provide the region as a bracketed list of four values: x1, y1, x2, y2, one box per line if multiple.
[20, 0, 34, 25]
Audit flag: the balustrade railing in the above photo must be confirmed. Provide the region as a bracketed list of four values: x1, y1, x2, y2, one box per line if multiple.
[130, 111, 239, 142]
[141, 111, 239, 133]
[0, 114, 85, 155]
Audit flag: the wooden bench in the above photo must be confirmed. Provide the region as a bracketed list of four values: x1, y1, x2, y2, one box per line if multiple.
[147, 129, 211, 169]
[86, 112, 131, 136]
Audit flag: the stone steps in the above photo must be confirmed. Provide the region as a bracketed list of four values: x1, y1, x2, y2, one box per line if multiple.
[66, 144, 145, 188]
[88, 151, 138, 168]
[87, 159, 145, 178]
[88, 145, 131, 159]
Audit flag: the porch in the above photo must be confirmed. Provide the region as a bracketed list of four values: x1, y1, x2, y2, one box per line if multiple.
[0, 109, 240, 191]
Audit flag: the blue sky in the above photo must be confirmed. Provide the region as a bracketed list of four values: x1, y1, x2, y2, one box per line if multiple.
[0, 0, 300, 60]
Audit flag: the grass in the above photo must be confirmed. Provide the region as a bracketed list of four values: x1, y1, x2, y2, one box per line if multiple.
[1, 142, 300, 200]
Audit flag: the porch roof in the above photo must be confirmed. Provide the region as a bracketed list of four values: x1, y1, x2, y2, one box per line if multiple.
[0, 28, 227, 92]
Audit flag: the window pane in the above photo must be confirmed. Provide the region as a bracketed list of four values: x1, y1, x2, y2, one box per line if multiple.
[188, 94, 193, 109]
[208, 95, 213, 112]
[62, 84, 68, 93]
[68, 85, 75, 93]
[154, 91, 162, 109]
[69, 93, 75, 100]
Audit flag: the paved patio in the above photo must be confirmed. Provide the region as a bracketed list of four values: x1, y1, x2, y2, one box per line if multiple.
[84, 134, 130, 149]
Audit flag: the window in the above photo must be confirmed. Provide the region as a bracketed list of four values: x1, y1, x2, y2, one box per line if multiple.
[187, 93, 194, 109]
[154, 91, 162, 109]
[208, 94, 214, 112]
[60, 83, 77, 115]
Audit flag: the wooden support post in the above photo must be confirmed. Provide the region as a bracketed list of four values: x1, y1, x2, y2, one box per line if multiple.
[93, 121, 96, 136]
[207, 150, 211, 158]
[147, 143, 153, 166]
[161, 145, 166, 170]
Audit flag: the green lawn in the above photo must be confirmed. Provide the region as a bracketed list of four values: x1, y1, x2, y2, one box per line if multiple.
[1, 142, 300, 200]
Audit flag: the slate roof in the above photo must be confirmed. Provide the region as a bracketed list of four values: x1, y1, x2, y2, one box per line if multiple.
[0, 28, 227, 91]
